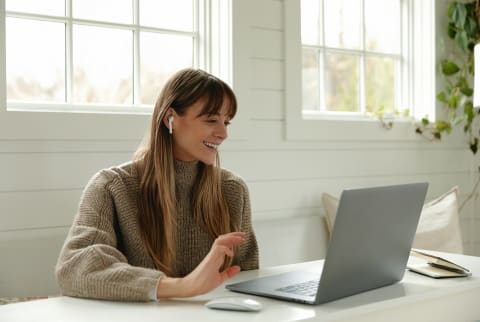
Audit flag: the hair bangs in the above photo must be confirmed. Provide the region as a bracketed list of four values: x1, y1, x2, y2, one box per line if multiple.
[198, 80, 237, 119]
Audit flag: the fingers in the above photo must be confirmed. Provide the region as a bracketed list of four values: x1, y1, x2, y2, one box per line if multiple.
[215, 245, 234, 258]
[214, 232, 246, 248]
[219, 265, 241, 282]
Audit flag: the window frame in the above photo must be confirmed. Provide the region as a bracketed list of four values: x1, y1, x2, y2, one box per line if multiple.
[284, 0, 436, 141]
[0, 0, 249, 141]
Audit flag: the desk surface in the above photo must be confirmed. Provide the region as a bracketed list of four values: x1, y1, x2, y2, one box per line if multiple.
[1, 251, 480, 322]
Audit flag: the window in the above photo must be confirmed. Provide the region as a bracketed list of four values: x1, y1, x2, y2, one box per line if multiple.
[5, 0, 229, 114]
[285, 0, 435, 140]
[301, 0, 405, 116]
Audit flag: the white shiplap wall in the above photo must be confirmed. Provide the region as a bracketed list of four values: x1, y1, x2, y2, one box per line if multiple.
[0, 0, 478, 298]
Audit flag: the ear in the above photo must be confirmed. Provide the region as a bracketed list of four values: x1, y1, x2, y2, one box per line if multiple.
[162, 108, 175, 129]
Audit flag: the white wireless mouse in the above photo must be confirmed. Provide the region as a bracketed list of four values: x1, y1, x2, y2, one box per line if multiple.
[205, 296, 263, 312]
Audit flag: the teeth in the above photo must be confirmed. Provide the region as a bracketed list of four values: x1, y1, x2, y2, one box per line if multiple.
[204, 141, 219, 149]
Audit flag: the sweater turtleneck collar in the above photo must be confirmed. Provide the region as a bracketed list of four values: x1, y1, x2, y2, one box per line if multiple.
[174, 159, 200, 192]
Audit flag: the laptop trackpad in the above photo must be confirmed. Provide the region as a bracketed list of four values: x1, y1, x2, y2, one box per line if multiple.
[227, 271, 321, 300]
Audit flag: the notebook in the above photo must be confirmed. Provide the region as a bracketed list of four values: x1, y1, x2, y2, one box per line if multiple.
[227, 182, 429, 305]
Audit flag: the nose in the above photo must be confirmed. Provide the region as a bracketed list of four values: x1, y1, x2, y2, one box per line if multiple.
[214, 123, 228, 140]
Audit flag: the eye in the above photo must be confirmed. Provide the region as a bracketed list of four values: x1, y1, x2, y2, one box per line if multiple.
[224, 120, 231, 126]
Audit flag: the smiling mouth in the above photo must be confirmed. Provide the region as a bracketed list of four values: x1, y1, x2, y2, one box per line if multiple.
[204, 141, 219, 150]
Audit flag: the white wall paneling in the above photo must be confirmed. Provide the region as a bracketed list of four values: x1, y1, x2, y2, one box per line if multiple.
[0, 152, 133, 191]
[0, 227, 68, 297]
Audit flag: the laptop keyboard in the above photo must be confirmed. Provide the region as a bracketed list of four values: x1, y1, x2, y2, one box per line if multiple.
[276, 279, 320, 297]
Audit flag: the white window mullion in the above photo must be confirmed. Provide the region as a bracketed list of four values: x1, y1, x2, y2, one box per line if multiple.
[359, 0, 366, 114]
[319, 0, 326, 112]
[66, 0, 73, 104]
[318, 49, 325, 112]
[133, 0, 140, 105]
[400, 0, 408, 113]
[195, 0, 204, 70]
[0, 0, 5, 107]
[359, 55, 366, 113]
[217, 0, 231, 82]
[404, 0, 414, 116]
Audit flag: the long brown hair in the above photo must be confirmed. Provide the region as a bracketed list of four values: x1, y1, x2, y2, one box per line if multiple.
[133, 68, 238, 276]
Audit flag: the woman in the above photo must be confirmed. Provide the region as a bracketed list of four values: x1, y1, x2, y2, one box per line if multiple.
[55, 68, 259, 301]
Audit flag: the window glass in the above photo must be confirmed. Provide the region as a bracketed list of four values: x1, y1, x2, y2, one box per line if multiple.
[72, 0, 132, 24]
[324, 0, 362, 50]
[6, 18, 65, 102]
[365, 0, 401, 54]
[6, 0, 64, 16]
[324, 53, 359, 112]
[73, 25, 133, 104]
[365, 56, 396, 112]
[301, 0, 321, 46]
[140, 0, 194, 31]
[302, 48, 320, 111]
[140, 32, 194, 105]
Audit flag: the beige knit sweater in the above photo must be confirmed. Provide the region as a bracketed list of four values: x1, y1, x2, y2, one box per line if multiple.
[55, 160, 259, 301]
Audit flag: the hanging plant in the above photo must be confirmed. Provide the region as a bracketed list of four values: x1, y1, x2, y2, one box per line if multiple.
[416, 0, 480, 155]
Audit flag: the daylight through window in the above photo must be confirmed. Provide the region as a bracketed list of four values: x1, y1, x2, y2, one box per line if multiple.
[301, 0, 407, 116]
[5, 0, 214, 113]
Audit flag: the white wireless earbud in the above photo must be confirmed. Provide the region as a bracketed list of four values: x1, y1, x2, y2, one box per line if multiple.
[168, 115, 174, 134]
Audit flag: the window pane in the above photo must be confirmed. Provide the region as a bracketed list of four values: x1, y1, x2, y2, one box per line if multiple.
[324, 0, 361, 49]
[6, 18, 65, 102]
[72, 0, 132, 24]
[73, 25, 132, 104]
[324, 53, 359, 112]
[302, 48, 320, 111]
[365, 0, 401, 54]
[140, 33, 194, 105]
[301, 0, 321, 46]
[6, 0, 64, 16]
[140, 0, 194, 31]
[365, 56, 396, 113]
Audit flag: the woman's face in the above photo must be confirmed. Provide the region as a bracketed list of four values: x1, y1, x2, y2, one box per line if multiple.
[170, 98, 231, 165]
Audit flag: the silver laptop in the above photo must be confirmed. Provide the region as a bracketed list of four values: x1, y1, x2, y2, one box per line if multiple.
[227, 182, 428, 304]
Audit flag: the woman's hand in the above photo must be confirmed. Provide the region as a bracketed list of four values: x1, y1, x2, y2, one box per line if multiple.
[156, 232, 246, 298]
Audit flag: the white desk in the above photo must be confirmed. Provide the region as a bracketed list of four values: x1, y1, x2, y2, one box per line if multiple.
[1, 251, 480, 322]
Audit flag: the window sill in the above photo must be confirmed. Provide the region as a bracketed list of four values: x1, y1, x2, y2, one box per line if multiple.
[287, 108, 423, 142]
[7, 102, 153, 115]
[302, 110, 412, 123]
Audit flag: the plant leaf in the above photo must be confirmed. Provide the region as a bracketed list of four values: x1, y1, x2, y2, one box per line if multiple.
[451, 2, 467, 28]
[441, 60, 460, 75]
[452, 115, 466, 125]
[436, 120, 452, 134]
[464, 17, 478, 38]
[464, 101, 474, 123]
[460, 86, 473, 96]
[448, 22, 457, 38]
[447, 94, 459, 109]
[437, 92, 448, 103]
[454, 30, 469, 51]
[470, 138, 478, 154]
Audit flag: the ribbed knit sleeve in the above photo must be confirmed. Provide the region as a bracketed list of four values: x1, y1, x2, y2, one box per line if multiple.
[223, 173, 259, 271]
[55, 169, 163, 302]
